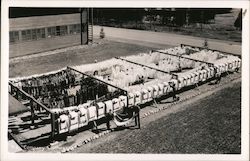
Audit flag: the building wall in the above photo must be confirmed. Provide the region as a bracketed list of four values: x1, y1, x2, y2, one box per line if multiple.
[9, 12, 88, 58]
[10, 34, 83, 58]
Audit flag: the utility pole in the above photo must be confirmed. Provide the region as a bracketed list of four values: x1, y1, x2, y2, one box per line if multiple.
[86, 8, 89, 44]
[87, 8, 94, 44]
[80, 8, 83, 45]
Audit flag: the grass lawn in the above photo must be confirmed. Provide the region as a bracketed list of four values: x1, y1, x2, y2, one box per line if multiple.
[75, 81, 241, 154]
[9, 40, 169, 78]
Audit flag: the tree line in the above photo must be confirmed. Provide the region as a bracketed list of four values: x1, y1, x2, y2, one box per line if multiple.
[93, 8, 240, 27]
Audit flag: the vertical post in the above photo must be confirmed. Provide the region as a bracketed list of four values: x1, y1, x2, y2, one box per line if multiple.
[125, 91, 129, 108]
[67, 24, 70, 35]
[240, 9, 242, 31]
[136, 105, 141, 129]
[96, 81, 99, 100]
[91, 8, 94, 43]
[30, 100, 35, 126]
[51, 112, 55, 139]
[91, 8, 94, 26]
[86, 8, 89, 44]
[16, 89, 21, 100]
[14, 88, 18, 99]
[10, 84, 14, 95]
[18, 31, 22, 42]
[80, 8, 83, 45]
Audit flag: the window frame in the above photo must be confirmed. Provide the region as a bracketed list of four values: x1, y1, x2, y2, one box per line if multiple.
[69, 24, 81, 35]
[9, 31, 20, 43]
[47, 26, 56, 38]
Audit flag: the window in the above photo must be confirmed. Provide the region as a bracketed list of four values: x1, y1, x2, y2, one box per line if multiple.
[54, 26, 68, 36]
[56, 26, 60, 36]
[20, 28, 46, 41]
[47, 27, 56, 37]
[36, 28, 45, 39]
[21, 28, 45, 41]
[76, 24, 81, 33]
[31, 29, 37, 40]
[37, 29, 41, 39]
[41, 29, 45, 38]
[26, 30, 31, 40]
[21, 30, 32, 41]
[69, 24, 75, 34]
[59, 25, 68, 36]
[69, 24, 81, 34]
[48, 25, 70, 37]
[21, 31, 26, 40]
[9, 31, 19, 43]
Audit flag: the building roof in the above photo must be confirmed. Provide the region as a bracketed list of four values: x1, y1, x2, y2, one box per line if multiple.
[9, 7, 80, 18]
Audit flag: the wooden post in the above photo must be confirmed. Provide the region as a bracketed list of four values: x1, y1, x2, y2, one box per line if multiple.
[8, 132, 26, 150]
[80, 8, 83, 45]
[10, 84, 14, 95]
[86, 8, 89, 44]
[18, 89, 22, 101]
[96, 81, 99, 100]
[15, 88, 18, 100]
[124, 91, 129, 109]
[30, 100, 35, 126]
[91, 8, 94, 43]
[51, 112, 55, 139]
[152, 98, 159, 108]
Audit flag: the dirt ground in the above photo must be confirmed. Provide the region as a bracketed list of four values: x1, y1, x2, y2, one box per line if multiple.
[72, 80, 241, 154]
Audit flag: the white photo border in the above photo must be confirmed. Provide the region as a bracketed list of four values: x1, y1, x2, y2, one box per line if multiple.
[1, 0, 249, 161]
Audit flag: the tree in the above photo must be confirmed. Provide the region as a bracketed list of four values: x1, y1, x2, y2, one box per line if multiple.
[234, 9, 242, 30]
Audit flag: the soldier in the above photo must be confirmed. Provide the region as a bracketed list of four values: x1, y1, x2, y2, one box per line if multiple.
[203, 39, 208, 49]
[105, 109, 114, 130]
[169, 81, 178, 101]
[92, 120, 98, 133]
[100, 27, 105, 39]
[134, 106, 140, 129]
[214, 66, 222, 84]
[215, 72, 221, 84]
[76, 90, 80, 106]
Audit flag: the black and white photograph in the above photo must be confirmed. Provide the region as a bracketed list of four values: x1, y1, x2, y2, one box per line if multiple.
[1, 1, 249, 161]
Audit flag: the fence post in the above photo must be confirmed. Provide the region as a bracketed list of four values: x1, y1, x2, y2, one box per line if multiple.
[15, 88, 18, 100]
[30, 100, 35, 127]
[51, 112, 55, 140]
[10, 84, 14, 95]
[125, 91, 129, 108]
